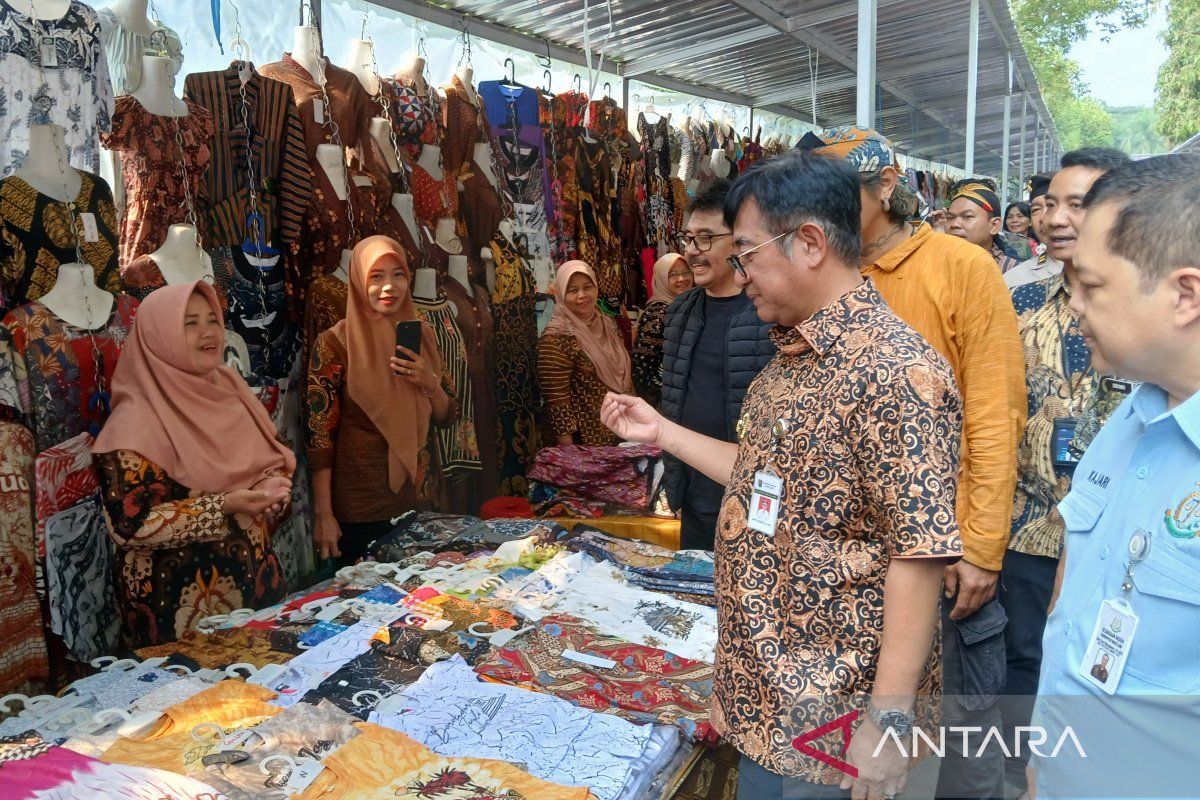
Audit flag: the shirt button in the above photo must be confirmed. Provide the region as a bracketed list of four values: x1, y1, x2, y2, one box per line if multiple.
[1099, 545, 1110, 560]
[1064, 621, 1073, 635]
[1136, 466, 1149, 479]
[1039, 701, 1049, 714]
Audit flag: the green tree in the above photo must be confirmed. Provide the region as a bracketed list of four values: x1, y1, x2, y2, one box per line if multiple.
[1155, 0, 1200, 145]
[1109, 105, 1168, 153]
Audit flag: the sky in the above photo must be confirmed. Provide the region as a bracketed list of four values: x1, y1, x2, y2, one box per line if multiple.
[1070, 6, 1168, 108]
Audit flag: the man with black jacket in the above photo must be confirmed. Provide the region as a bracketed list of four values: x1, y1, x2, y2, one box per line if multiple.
[660, 180, 775, 549]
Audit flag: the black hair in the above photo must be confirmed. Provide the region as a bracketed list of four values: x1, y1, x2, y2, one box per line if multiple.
[1060, 148, 1132, 173]
[858, 169, 920, 224]
[1083, 154, 1200, 289]
[687, 179, 732, 215]
[1005, 201, 1031, 222]
[723, 150, 862, 266]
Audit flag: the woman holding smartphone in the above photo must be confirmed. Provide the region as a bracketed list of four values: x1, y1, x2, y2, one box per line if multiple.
[306, 236, 457, 564]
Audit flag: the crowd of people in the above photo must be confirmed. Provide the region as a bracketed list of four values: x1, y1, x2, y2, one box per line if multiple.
[81, 124, 1199, 799]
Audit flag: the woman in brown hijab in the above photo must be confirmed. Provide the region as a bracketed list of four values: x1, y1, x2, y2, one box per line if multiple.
[306, 236, 457, 564]
[537, 261, 633, 447]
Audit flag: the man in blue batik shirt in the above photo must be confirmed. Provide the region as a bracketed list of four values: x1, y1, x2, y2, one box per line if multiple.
[1032, 154, 1200, 799]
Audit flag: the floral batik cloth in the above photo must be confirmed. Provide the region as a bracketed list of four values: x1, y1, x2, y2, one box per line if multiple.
[44, 495, 119, 663]
[529, 444, 662, 511]
[0, 1, 113, 178]
[96, 449, 288, 648]
[0, 295, 138, 453]
[0, 422, 49, 694]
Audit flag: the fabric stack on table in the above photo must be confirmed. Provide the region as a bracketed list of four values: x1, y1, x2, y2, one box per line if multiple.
[1, 513, 716, 799]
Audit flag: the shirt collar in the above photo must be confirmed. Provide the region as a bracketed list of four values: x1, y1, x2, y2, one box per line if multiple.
[865, 222, 932, 274]
[1128, 383, 1200, 451]
[770, 279, 881, 358]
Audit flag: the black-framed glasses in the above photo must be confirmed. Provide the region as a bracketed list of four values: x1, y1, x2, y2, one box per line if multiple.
[727, 230, 795, 279]
[677, 232, 732, 253]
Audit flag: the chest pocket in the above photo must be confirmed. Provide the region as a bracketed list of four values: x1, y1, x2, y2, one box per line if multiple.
[1058, 487, 1105, 534]
[1126, 537, 1200, 693]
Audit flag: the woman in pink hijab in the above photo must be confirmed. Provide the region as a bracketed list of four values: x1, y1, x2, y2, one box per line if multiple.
[632, 253, 692, 406]
[537, 261, 633, 447]
[94, 281, 294, 647]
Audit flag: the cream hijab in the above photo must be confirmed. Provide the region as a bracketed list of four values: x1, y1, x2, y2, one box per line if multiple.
[651, 253, 688, 304]
[93, 281, 295, 493]
[543, 260, 632, 393]
[334, 236, 442, 491]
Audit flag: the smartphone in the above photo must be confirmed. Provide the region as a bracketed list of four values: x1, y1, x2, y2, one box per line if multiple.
[395, 320, 422, 362]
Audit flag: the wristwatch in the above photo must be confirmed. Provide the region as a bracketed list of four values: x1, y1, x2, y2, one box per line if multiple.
[867, 705, 914, 737]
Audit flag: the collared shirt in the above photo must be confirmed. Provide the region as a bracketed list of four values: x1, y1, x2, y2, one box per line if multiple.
[1009, 275, 1096, 558]
[713, 280, 963, 781]
[1034, 384, 1200, 799]
[1004, 253, 1064, 290]
[864, 222, 1025, 570]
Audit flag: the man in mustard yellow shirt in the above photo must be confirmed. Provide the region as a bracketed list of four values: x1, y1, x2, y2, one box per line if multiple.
[806, 128, 1025, 800]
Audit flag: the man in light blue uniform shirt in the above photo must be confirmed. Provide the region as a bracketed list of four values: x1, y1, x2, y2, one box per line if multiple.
[1032, 154, 1200, 799]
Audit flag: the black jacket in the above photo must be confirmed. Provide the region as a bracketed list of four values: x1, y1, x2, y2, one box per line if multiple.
[659, 287, 776, 509]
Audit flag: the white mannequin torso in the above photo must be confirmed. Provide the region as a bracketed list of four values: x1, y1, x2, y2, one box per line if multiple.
[16, 124, 81, 201]
[370, 118, 401, 173]
[391, 194, 419, 243]
[455, 66, 478, 105]
[103, 0, 153, 35]
[448, 257, 472, 298]
[710, 149, 731, 179]
[6, 0, 70, 18]
[332, 249, 351, 283]
[292, 26, 325, 85]
[344, 39, 379, 95]
[412, 268, 438, 302]
[40, 263, 115, 330]
[417, 144, 444, 180]
[472, 142, 498, 189]
[400, 53, 428, 95]
[132, 55, 188, 117]
[316, 143, 348, 201]
[149, 224, 214, 285]
[433, 218, 462, 254]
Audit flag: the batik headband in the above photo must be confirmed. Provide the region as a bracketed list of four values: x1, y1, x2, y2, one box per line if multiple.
[798, 126, 898, 173]
[950, 181, 1001, 218]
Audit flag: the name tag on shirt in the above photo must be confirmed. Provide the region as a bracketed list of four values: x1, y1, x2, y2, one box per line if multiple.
[747, 471, 783, 536]
[1078, 598, 1139, 695]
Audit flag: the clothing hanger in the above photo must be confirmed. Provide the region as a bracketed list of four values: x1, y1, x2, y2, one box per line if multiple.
[603, 81, 611, 99]
[501, 56, 519, 88]
[572, 73, 582, 94]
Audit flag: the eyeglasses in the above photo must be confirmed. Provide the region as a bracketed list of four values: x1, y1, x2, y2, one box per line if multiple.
[727, 230, 795, 279]
[677, 232, 732, 253]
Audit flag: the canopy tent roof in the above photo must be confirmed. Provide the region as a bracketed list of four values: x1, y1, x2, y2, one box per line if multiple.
[372, 0, 1060, 178]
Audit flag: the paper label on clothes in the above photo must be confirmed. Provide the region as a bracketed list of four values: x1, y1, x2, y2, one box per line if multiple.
[1078, 598, 1139, 695]
[562, 649, 617, 669]
[312, 99, 325, 124]
[78, 212, 99, 242]
[285, 760, 325, 795]
[315, 602, 347, 622]
[747, 470, 783, 536]
[40, 36, 58, 67]
[352, 175, 373, 187]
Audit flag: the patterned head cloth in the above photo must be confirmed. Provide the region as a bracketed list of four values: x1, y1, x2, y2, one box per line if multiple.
[797, 126, 898, 172]
[949, 180, 1002, 218]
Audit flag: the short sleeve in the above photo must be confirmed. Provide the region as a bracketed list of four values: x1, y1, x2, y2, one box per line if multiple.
[99, 95, 139, 151]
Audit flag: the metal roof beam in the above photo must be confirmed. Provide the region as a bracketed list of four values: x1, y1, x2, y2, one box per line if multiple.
[621, 26, 778, 76]
[753, 76, 858, 106]
[785, 0, 907, 30]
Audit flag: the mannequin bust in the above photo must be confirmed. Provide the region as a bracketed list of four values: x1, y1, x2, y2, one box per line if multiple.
[132, 56, 187, 117]
[433, 218, 462, 254]
[292, 25, 325, 85]
[39, 263, 115, 330]
[103, 0, 153, 34]
[316, 143, 348, 201]
[391, 193, 420, 242]
[148, 224, 214, 285]
[344, 39, 379, 95]
[711, 149, 732, 179]
[416, 144, 444, 180]
[332, 249, 352, 283]
[447, 256, 472, 298]
[16, 125, 81, 201]
[455, 65, 477, 105]
[6, 0, 70, 17]
[472, 142, 498, 189]
[412, 267, 438, 302]
[369, 118, 401, 173]
[400, 52, 428, 95]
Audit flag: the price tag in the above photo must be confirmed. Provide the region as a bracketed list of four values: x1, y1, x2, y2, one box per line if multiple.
[312, 99, 325, 125]
[40, 36, 58, 67]
[285, 759, 325, 795]
[78, 212, 100, 242]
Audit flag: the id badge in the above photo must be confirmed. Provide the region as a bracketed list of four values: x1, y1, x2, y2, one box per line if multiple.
[1051, 417, 1080, 469]
[1077, 598, 1139, 695]
[747, 470, 783, 536]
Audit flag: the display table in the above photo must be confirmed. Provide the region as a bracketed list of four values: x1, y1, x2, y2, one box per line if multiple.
[547, 515, 681, 550]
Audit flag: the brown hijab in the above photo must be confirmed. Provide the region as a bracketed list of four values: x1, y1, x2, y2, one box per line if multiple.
[93, 281, 295, 493]
[543, 260, 633, 393]
[335, 236, 442, 492]
[651, 253, 688, 304]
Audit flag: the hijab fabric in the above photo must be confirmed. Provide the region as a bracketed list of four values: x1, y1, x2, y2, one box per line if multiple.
[651, 253, 687, 304]
[93, 281, 295, 493]
[543, 260, 632, 393]
[335, 235, 441, 492]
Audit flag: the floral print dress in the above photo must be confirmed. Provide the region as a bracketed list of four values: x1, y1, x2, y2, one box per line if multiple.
[95, 449, 288, 648]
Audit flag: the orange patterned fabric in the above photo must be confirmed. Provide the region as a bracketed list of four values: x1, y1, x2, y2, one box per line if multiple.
[712, 281, 962, 781]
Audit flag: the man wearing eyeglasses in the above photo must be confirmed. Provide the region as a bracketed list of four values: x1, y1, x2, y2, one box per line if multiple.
[659, 180, 775, 550]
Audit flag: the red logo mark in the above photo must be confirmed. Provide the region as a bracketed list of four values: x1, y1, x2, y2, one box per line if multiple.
[791, 710, 859, 778]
